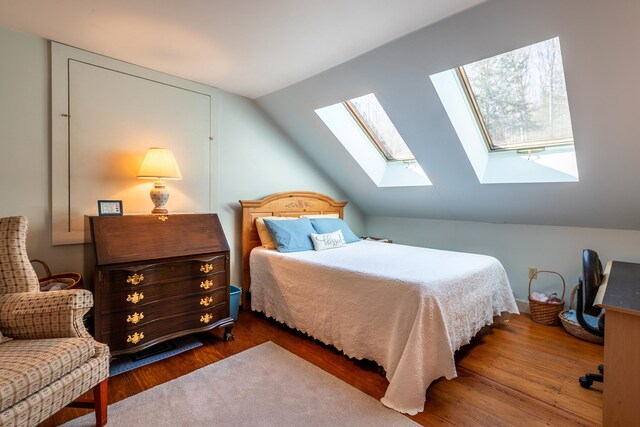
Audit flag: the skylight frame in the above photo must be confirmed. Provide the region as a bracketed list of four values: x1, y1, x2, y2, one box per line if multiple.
[315, 99, 431, 188]
[456, 39, 575, 153]
[342, 98, 416, 162]
[430, 49, 579, 184]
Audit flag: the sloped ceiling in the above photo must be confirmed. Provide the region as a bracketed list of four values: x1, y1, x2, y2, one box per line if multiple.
[0, 0, 487, 98]
[256, 0, 640, 230]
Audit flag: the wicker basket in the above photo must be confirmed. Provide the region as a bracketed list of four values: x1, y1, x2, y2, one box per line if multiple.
[528, 270, 565, 326]
[559, 285, 604, 344]
[31, 259, 83, 291]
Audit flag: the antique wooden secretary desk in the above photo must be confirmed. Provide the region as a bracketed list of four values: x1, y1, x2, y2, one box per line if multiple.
[87, 213, 234, 357]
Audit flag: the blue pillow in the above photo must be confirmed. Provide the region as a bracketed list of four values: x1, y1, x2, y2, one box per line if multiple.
[310, 218, 360, 244]
[263, 217, 315, 253]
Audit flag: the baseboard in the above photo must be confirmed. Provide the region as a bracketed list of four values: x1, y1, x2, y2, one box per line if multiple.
[516, 298, 529, 313]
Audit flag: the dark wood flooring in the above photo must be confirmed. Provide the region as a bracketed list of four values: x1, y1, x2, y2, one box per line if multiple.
[43, 311, 603, 426]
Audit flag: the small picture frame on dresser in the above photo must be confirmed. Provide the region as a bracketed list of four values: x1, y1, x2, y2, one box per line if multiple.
[97, 200, 123, 216]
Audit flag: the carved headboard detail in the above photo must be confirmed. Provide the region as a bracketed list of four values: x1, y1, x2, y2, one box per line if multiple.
[239, 191, 347, 308]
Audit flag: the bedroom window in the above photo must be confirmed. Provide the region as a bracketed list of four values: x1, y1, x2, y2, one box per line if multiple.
[430, 37, 579, 184]
[315, 93, 430, 187]
[343, 94, 415, 161]
[458, 37, 574, 152]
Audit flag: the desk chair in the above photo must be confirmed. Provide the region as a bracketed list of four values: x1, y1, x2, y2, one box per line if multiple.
[576, 249, 605, 389]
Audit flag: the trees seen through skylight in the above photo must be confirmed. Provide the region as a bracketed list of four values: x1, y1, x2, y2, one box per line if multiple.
[459, 37, 573, 151]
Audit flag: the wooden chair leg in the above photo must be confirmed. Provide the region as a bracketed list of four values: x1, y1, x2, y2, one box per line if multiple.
[94, 379, 108, 427]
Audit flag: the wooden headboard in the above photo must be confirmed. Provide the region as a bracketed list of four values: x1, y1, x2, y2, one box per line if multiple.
[239, 191, 347, 308]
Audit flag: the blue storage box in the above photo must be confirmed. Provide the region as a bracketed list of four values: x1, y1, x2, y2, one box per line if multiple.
[229, 285, 242, 321]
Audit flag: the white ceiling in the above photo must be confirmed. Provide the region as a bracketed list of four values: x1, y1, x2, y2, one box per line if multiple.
[0, 0, 486, 98]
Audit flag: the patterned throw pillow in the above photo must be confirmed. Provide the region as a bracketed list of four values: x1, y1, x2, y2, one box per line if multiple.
[310, 230, 346, 251]
[309, 218, 361, 244]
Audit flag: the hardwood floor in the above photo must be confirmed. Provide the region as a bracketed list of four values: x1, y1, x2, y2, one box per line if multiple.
[43, 311, 603, 426]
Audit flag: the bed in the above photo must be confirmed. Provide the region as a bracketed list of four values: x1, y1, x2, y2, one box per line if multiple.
[240, 192, 519, 415]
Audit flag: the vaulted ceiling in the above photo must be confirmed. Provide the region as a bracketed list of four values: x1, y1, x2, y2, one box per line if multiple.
[2, 0, 638, 230]
[256, 0, 640, 230]
[0, 0, 486, 98]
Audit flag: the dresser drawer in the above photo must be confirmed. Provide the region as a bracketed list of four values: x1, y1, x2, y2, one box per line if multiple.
[99, 272, 226, 313]
[100, 254, 226, 293]
[102, 302, 228, 353]
[99, 287, 227, 334]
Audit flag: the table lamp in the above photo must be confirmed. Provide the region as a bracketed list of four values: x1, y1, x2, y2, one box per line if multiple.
[137, 147, 182, 214]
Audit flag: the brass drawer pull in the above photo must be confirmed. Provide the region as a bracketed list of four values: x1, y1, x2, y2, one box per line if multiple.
[126, 312, 144, 324]
[200, 296, 214, 307]
[200, 313, 213, 323]
[200, 263, 214, 273]
[126, 273, 144, 286]
[200, 279, 214, 290]
[127, 332, 144, 344]
[126, 292, 144, 304]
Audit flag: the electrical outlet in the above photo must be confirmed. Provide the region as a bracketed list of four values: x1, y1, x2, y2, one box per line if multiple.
[528, 268, 538, 280]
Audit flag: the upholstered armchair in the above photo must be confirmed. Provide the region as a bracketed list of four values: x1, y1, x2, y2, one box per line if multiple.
[0, 216, 109, 427]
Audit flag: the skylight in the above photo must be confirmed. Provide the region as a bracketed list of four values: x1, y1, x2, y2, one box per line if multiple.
[344, 94, 415, 161]
[458, 37, 573, 152]
[315, 94, 430, 187]
[430, 37, 578, 184]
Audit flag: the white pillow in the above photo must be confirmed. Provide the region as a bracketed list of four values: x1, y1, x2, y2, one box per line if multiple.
[0, 330, 11, 344]
[310, 229, 346, 251]
[300, 213, 340, 219]
[255, 216, 296, 249]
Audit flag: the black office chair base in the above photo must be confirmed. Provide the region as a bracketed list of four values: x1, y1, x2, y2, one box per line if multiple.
[579, 364, 604, 389]
[576, 251, 605, 390]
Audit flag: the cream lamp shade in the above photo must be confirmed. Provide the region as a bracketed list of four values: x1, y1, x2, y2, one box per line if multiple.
[137, 148, 182, 214]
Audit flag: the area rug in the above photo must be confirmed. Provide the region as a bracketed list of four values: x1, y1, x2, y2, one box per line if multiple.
[63, 341, 418, 427]
[108, 335, 202, 377]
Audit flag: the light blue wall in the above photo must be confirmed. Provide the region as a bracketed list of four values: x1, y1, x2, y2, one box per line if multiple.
[256, 0, 640, 231]
[0, 26, 363, 283]
[366, 216, 640, 304]
[0, 27, 85, 270]
[217, 92, 363, 283]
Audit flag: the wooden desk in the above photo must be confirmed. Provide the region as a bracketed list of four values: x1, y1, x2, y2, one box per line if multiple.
[88, 214, 234, 357]
[600, 261, 640, 426]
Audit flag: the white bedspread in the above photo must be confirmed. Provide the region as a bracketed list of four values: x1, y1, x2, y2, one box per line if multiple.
[250, 240, 519, 415]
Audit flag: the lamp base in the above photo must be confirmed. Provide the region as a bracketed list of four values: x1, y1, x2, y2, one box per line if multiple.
[149, 180, 171, 214]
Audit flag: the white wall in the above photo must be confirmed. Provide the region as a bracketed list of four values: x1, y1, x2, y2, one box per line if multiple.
[51, 43, 220, 245]
[366, 216, 640, 305]
[0, 26, 363, 284]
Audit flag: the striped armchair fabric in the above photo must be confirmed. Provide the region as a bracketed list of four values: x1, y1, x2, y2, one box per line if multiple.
[0, 217, 109, 427]
[0, 289, 94, 340]
[0, 217, 39, 294]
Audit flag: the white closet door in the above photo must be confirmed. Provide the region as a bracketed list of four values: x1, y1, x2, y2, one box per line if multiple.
[52, 43, 218, 245]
